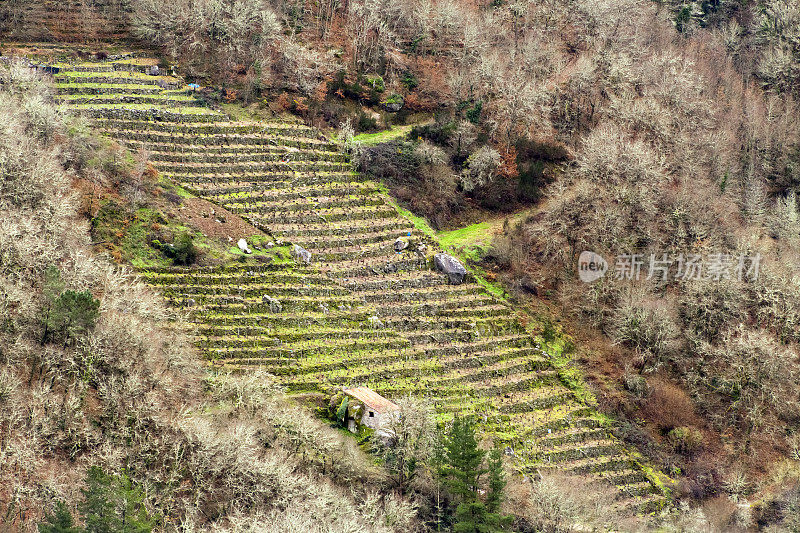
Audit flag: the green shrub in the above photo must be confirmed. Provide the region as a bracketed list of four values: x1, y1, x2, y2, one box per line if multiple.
[364, 74, 385, 92]
[41, 268, 101, 346]
[667, 426, 704, 454]
[515, 137, 568, 202]
[37, 502, 80, 533]
[409, 121, 456, 145]
[541, 320, 557, 344]
[80, 466, 157, 533]
[675, 6, 692, 33]
[151, 233, 198, 265]
[329, 70, 365, 100]
[336, 396, 349, 427]
[356, 111, 378, 132]
[465, 101, 483, 125]
[400, 72, 419, 91]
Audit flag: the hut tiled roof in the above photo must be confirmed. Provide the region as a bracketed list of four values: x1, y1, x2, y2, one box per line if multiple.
[343, 387, 399, 414]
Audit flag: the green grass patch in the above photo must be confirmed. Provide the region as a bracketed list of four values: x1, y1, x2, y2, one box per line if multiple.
[57, 93, 198, 102]
[159, 178, 195, 199]
[351, 124, 415, 146]
[532, 324, 599, 408]
[56, 70, 180, 84]
[438, 222, 494, 263]
[55, 82, 167, 91]
[68, 103, 218, 114]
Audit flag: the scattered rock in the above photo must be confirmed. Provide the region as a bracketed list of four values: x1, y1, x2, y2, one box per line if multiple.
[394, 238, 408, 252]
[184, 298, 196, 307]
[266, 241, 275, 248]
[417, 242, 427, 253]
[262, 295, 282, 313]
[368, 316, 384, 328]
[292, 244, 312, 264]
[434, 253, 468, 284]
[383, 262, 397, 274]
[237, 238, 252, 254]
[383, 94, 404, 112]
[149, 65, 160, 76]
[319, 303, 329, 314]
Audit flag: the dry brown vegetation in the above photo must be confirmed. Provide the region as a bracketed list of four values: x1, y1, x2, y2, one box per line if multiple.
[3, 0, 800, 528]
[0, 61, 423, 532]
[473, 0, 800, 525]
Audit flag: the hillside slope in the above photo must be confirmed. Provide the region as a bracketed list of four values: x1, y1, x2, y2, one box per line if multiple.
[0, 59, 425, 533]
[47, 55, 673, 513]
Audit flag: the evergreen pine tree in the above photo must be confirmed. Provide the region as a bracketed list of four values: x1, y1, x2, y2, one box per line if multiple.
[40, 266, 64, 345]
[485, 448, 505, 513]
[40, 265, 100, 346]
[79, 466, 155, 533]
[440, 416, 486, 501]
[430, 424, 448, 531]
[485, 448, 513, 531]
[453, 500, 491, 533]
[81, 466, 117, 533]
[439, 418, 512, 533]
[37, 501, 81, 533]
[53, 290, 101, 344]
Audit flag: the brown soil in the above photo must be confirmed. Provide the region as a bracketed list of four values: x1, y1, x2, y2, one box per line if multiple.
[170, 197, 268, 242]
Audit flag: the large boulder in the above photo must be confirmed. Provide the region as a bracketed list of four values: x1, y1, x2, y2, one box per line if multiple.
[382, 94, 404, 112]
[292, 244, 312, 264]
[394, 238, 408, 252]
[434, 253, 468, 284]
[237, 238, 252, 254]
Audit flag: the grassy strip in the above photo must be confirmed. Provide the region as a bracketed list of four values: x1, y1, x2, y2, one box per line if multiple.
[68, 103, 218, 114]
[57, 93, 198, 102]
[56, 69, 180, 83]
[351, 124, 416, 146]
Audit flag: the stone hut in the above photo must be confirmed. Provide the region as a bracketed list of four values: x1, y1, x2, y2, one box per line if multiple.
[342, 387, 399, 438]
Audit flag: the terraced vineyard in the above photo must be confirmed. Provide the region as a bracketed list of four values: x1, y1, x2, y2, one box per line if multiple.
[51, 57, 672, 512]
[1, 0, 130, 42]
